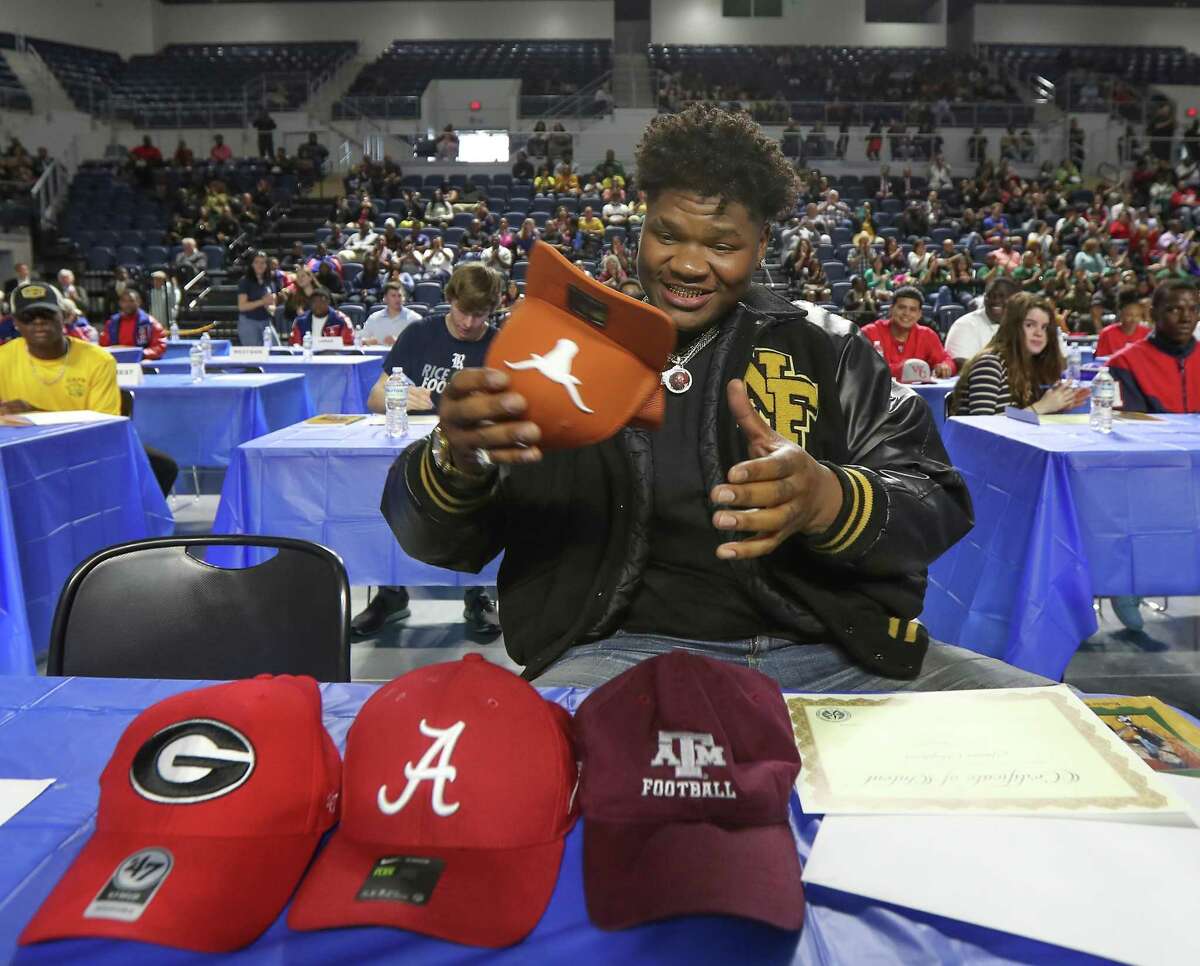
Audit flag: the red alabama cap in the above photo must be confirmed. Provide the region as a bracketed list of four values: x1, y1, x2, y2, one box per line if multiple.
[20, 675, 341, 952]
[287, 654, 578, 947]
[574, 651, 804, 931]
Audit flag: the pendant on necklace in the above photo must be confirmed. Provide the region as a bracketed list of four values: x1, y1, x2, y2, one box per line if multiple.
[663, 366, 692, 394]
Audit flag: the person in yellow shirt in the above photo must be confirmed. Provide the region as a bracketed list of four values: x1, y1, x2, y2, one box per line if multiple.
[0, 281, 119, 415]
[0, 281, 177, 495]
[577, 205, 605, 258]
[553, 163, 580, 197]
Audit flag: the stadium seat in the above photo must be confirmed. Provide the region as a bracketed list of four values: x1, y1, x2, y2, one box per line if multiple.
[413, 282, 443, 305]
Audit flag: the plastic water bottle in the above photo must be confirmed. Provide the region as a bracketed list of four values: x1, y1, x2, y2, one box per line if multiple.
[200, 330, 212, 359]
[170, 321, 180, 341]
[262, 325, 273, 350]
[302, 330, 313, 361]
[385, 367, 409, 439]
[1090, 367, 1115, 434]
[353, 324, 364, 349]
[189, 344, 205, 384]
[1066, 343, 1081, 386]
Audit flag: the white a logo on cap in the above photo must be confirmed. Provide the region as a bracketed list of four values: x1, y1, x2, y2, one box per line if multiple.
[651, 731, 726, 779]
[505, 338, 594, 414]
[378, 719, 465, 817]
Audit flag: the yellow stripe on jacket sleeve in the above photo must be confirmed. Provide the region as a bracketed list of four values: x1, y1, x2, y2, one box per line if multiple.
[418, 440, 494, 515]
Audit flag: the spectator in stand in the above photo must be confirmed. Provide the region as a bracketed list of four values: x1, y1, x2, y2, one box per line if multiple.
[174, 237, 207, 283]
[480, 237, 513, 275]
[297, 133, 329, 179]
[1074, 237, 1108, 277]
[436, 125, 460, 161]
[533, 164, 556, 197]
[609, 234, 632, 277]
[253, 109, 277, 159]
[1097, 289, 1152, 357]
[982, 203, 1010, 243]
[146, 271, 179, 331]
[101, 289, 167, 360]
[897, 201, 928, 240]
[62, 299, 98, 343]
[313, 258, 345, 301]
[944, 277, 1017, 369]
[950, 293, 1089, 417]
[866, 118, 883, 161]
[1148, 101, 1177, 162]
[511, 150, 534, 182]
[860, 287, 955, 380]
[578, 205, 605, 247]
[554, 163, 581, 197]
[907, 239, 934, 277]
[283, 240, 307, 270]
[516, 218, 539, 258]
[425, 189, 453, 227]
[356, 253, 385, 303]
[3, 263, 34, 297]
[282, 264, 319, 323]
[816, 189, 849, 222]
[596, 252, 628, 289]
[595, 148, 626, 184]
[173, 139, 194, 167]
[129, 136, 162, 167]
[290, 288, 354, 347]
[993, 236, 1022, 273]
[55, 269, 88, 314]
[362, 281, 420, 347]
[237, 251, 278, 347]
[840, 275, 878, 328]
[928, 153, 952, 192]
[210, 134, 233, 165]
[548, 123, 572, 163]
[422, 237, 455, 280]
[359, 262, 504, 637]
[1110, 279, 1200, 412]
[460, 219, 488, 257]
[603, 192, 630, 226]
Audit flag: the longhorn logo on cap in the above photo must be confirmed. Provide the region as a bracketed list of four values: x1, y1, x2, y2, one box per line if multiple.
[505, 338, 594, 414]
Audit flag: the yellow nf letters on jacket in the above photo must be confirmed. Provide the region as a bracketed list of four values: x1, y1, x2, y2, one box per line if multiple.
[744, 348, 819, 449]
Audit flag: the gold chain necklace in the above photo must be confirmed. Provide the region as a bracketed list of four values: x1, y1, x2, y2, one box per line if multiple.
[27, 341, 71, 386]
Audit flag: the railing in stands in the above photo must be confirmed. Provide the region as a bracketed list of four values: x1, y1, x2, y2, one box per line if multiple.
[521, 70, 614, 120]
[32, 138, 78, 230]
[669, 99, 1037, 129]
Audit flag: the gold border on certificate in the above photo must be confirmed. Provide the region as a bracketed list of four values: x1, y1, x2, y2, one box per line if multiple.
[787, 688, 1171, 813]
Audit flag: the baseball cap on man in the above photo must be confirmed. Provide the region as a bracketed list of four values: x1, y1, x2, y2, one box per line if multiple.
[574, 651, 804, 931]
[483, 242, 675, 449]
[20, 676, 341, 953]
[11, 281, 63, 318]
[288, 654, 578, 947]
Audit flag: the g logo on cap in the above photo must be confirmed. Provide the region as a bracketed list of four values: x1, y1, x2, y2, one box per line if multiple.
[130, 719, 256, 804]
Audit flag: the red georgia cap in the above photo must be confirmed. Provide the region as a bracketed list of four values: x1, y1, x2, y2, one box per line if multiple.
[574, 651, 804, 932]
[20, 676, 341, 952]
[287, 654, 578, 947]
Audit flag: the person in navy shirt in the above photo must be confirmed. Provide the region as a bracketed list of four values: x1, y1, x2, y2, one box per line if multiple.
[357, 263, 503, 639]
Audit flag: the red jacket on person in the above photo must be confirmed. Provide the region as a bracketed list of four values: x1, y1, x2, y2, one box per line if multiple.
[100, 308, 167, 359]
[1096, 322, 1151, 358]
[860, 319, 956, 380]
[1109, 333, 1200, 413]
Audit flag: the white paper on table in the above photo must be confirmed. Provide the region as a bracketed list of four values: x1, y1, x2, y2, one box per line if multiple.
[0, 779, 54, 827]
[803, 812, 1200, 966]
[16, 410, 122, 425]
[787, 685, 1189, 817]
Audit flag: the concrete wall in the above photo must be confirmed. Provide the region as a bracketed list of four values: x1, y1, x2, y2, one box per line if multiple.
[650, 0, 945, 47]
[1, 0, 156, 56]
[974, 5, 1200, 50]
[151, 1, 614, 48]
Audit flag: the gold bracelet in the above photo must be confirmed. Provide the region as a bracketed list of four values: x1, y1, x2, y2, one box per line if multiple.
[429, 425, 495, 484]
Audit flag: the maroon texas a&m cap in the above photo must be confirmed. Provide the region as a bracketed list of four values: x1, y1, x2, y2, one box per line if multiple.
[574, 651, 803, 931]
[20, 676, 341, 952]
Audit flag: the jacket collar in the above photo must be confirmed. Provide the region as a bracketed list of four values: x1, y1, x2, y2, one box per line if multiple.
[1148, 332, 1198, 359]
[737, 283, 807, 320]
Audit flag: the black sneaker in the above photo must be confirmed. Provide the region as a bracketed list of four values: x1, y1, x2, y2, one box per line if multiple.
[351, 587, 411, 637]
[463, 589, 501, 637]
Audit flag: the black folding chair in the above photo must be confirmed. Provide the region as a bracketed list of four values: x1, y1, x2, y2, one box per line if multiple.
[48, 536, 351, 681]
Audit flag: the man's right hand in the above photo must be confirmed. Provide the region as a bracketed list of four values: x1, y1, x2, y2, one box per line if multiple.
[438, 368, 542, 468]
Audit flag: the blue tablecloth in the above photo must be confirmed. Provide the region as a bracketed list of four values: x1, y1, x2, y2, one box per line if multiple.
[161, 339, 231, 360]
[0, 420, 172, 673]
[153, 357, 378, 414]
[103, 347, 141, 363]
[923, 413, 1200, 679]
[0, 674, 1143, 966]
[212, 419, 499, 586]
[909, 378, 957, 429]
[130, 374, 313, 468]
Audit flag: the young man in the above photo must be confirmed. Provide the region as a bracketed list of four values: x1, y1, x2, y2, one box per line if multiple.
[289, 289, 354, 346]
[0, 282, 177, 495]
[361, 281, 420, 347]
[381, 104, 1050, 692]
[1110, 279, 1200, 413]
[357, 263, 503, 638]
[1096, 289, 1151, 357]
[944, 277, 1017, 368]
[860, 287, 956, 380]
[100, 289, 167, 360]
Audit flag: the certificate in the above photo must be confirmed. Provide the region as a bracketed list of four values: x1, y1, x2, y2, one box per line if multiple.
[788, 685, 1189, 817]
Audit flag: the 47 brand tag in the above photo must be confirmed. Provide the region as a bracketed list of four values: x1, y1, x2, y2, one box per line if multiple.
[84, 848, 173, 922]
[356, 855, 445, 906]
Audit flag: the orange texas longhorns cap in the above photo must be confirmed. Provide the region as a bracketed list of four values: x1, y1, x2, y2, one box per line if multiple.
[484, 243, 676, 449]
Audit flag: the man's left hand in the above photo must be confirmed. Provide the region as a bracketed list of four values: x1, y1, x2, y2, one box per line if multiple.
[934, 361, 954, 378]
[0, 400, 33, 415]
[710, 380, 844, 560]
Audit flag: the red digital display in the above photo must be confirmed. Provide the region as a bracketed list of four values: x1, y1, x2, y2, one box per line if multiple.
[469, 100, 482, 112]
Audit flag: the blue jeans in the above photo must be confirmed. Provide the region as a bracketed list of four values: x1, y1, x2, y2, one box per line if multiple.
[534, 631, 1054, 691]
[237, 315, 275, 347]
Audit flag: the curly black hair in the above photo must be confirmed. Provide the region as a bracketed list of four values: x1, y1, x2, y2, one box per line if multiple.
[634, 104, 798, 224]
